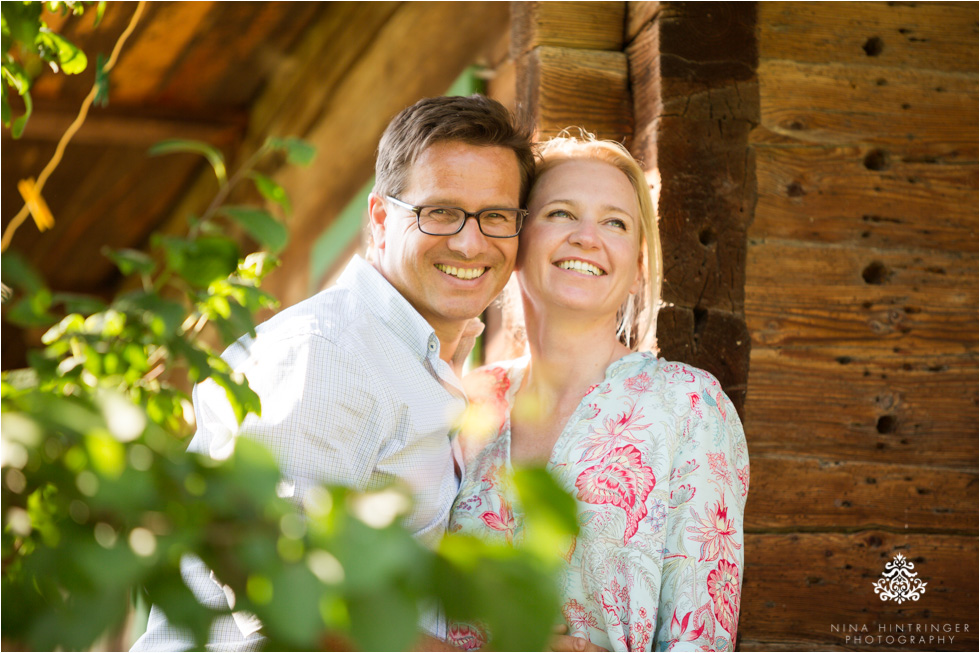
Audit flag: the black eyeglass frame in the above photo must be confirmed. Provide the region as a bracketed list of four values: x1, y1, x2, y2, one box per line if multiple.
[385, 196, 526, 239]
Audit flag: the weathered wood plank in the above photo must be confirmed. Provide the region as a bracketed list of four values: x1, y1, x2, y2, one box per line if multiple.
[511, 1, 625, 55]
[108, 1, 216, 103]
[486, 58, 517, 113]
[516, 46, 632, 141]
[752, 144, 978, 254]
[741, 532, 979, 650]
[634, 116, 755, 312]
[757, 59, 978, 149]
[625, 1, 660, 43]
[745, 455, 978, 533]
[745, 241, 978, 352]
[759, 1, 980, 74]
[743, 346, 978, 468]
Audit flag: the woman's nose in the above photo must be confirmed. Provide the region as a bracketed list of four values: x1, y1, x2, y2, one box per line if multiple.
[569, 218, 599, 248]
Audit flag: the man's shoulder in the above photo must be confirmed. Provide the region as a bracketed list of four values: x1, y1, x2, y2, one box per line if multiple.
[225, 285, 375, 365]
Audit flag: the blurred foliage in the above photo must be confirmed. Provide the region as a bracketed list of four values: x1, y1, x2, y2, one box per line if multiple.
[2, 1, 105, 137]
[2, 121, 574, 652]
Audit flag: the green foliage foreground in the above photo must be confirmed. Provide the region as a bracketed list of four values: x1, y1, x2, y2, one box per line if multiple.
[1, 138, 577, 650]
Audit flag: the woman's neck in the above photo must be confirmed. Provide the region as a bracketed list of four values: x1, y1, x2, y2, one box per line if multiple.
[520, 302, 631, 407]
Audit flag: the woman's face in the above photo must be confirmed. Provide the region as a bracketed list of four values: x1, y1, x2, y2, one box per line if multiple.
[517, 158, 642, 323]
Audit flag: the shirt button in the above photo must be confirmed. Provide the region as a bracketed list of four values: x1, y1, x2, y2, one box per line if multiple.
[428, 339, 438, 353]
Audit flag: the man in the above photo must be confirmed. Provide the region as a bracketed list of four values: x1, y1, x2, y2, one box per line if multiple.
[132, 95, 534, 651]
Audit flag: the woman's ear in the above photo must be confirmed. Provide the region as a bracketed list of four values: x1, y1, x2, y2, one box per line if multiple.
[367, 193, 388, 251]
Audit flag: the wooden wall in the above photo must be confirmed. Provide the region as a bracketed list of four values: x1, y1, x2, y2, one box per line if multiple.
[511, 1, 978, 650]
[743, 2, 978, 650]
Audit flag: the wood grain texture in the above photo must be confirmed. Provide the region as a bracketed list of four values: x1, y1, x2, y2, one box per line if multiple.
[745, 241, 978, 352]
[511, 1, 625, 55]
[752, 144, 978, 254]
[756, 59, 978, 150]
[516, 46, 632, 142]
[625, 1, 660, 44]
[744, 346, 978, 468]
[759, 1, 980, 74]
[740, 532, 979, 650]
[745, 455, 978, 533]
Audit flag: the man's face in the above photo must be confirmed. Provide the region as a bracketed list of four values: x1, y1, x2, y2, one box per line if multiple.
[369, 141, 521, 340]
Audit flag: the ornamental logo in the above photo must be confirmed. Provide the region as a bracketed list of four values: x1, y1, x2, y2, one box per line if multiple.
[872, 553, 927, 604]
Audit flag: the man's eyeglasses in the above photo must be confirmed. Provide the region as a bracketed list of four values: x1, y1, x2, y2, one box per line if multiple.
[386, 196, 525, 238]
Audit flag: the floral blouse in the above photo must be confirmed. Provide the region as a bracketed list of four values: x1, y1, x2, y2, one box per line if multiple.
[447, 352, 749, 652]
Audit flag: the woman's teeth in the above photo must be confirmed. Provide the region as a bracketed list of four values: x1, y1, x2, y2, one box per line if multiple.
[435, 264, 486, 280]
[556, 260, 604, 276]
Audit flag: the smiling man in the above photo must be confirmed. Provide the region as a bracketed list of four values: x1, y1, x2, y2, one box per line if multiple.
[132, 95, 533, 651]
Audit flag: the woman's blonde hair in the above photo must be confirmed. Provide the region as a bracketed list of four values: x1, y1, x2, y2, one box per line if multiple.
[533, 131, 662, 351]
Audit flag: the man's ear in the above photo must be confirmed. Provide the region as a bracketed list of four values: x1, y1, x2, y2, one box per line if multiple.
[367, 193, 388, 251]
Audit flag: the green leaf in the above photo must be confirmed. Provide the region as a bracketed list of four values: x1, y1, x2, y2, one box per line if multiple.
[115, 291, 186, 337]
[2, 3, 43, 49]
[2, 250, 46, 293]
[211, 369, 261, 425]
[38, 29, 87, 74]
[268, 137, 316, 166]
[103, 247, 155, 276]
[249, 172, 292, 215]
[93, 53, 109, 107]
[158, 235, 240, 289]
[149, 139, 227, 185]
[11, 86, 32, 138]
[94, 2, 107, 27]
[220, 206, 287, 254]
[51, 292, 107, 314]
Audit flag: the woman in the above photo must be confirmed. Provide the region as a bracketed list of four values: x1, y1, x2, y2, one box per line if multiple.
[447, 135, 749, 652]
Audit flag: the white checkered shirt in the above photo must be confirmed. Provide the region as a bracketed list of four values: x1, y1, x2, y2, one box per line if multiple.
[132, 255, 466, 651]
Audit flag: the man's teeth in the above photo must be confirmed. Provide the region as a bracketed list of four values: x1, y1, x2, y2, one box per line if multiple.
[435, 264, 487, 280]
[556, 260, 604, 276]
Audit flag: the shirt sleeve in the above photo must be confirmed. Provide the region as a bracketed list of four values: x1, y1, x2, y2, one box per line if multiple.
[134, 334, 392, 651]
[653, 375, 749, 651]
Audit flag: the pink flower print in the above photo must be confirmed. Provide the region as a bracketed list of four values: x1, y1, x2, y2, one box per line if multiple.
[737, 464, 749, 497]
[715, 391, 727, 420]
[624, 371, 652, 395]
[671, 458, 700, 480]
[706, 559, 741, 638]
[688, 392, 703, 418]
[666, 609, 706, 649]
[584, 403, 601, 420]
[584, 383, 600, 397]
[707, 452, 731, 484]
[574, 445, 656, 543]
[479, 495, 515, 543]
[577, 405, 650, 462]
[628, 613, 654, 651]
[562, 598, 599, 635]
[686, 500, 741, 562]
[479, 462, 499, 492]
[662, 363, 696, 384]
[447, 622, 488, 651]
[669, 484, 696, 508]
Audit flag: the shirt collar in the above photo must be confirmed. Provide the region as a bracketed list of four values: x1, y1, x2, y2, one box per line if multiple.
[337, 255, 440, 362]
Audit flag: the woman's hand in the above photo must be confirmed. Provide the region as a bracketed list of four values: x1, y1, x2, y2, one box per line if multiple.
[547, 625, 608, 652]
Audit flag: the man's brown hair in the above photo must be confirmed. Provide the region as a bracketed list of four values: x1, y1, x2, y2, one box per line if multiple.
[374, 95, 534, 205]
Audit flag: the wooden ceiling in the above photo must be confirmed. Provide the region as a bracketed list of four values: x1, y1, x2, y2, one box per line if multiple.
[2, 1, 511, 367]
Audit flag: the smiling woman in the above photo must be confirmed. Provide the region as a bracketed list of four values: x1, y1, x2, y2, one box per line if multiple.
[447, 134, 749, 652]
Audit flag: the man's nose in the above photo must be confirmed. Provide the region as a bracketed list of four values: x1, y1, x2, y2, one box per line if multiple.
[446, 215, 489, 258]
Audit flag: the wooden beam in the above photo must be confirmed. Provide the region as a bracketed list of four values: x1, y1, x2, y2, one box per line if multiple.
[759, 1, 979, 74]
[627, 2, 758, 413]
[745, 346, 978, 468]
[516, 46, 632, 142]
[4, 108, 243, 147]
[511, 1, 625, 55]
[746, 455, 978, 532]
